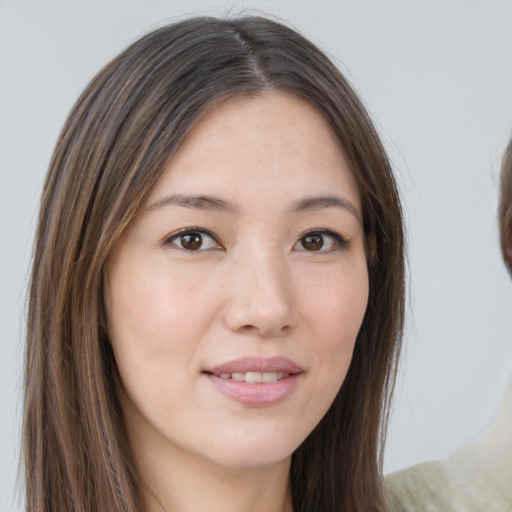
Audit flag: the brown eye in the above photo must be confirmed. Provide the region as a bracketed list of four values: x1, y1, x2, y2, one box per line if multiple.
[168, 229, 220, 251]
[180, 233, 202, 250]
[294, 230, 344, 253]
[301, 234, 324, 251]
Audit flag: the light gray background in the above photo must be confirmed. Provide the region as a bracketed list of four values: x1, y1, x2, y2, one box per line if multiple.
[1, 1, 511, 510]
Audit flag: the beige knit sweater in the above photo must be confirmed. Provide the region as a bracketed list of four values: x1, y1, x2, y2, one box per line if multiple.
[385, 377, 512, 512]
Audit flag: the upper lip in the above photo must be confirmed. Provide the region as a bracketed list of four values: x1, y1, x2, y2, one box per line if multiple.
[208, 356, 303, 376]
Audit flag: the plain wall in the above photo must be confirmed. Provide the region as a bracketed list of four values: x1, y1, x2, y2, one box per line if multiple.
[1, 1, 511, 510]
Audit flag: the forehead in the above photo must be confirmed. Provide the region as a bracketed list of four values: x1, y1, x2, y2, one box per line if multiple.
[147, 91, 361, 214]
[173, 91, 341, 163]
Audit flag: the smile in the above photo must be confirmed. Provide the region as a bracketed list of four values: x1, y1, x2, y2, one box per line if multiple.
[205, 356, 303, 407]
[217, 371, 290, 383]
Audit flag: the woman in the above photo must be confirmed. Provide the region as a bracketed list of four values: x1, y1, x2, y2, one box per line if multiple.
[23, 16, 404, 512]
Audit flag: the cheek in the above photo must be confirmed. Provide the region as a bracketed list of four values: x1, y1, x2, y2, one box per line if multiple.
[105, 268, 202, 426]
[295, 266, 369, 427]
[305, 266, 369, 350]
[301, 263, 369, 403]
[105, 259, 221, 385]
[105, 263, 178, 379]
[108, 259, 199, 338]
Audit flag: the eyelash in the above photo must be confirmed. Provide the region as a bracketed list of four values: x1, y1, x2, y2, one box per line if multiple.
[294, 229, 347, 253]
[163, 228, 221, 252]
[163, 228, 347, 253]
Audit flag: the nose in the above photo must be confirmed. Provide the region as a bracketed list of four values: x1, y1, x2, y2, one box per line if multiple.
[222, 251, 297, 337]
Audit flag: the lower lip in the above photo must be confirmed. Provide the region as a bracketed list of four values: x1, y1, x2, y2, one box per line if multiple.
[206, 373, 301, 407]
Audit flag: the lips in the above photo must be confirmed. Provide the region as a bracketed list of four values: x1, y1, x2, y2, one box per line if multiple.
[208, 356, 302, 376]
[205, 356, 303, 407]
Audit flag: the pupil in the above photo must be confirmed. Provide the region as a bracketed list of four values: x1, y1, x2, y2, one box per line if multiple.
[182, 233, 202, 250]
[303, 234, 323, 251]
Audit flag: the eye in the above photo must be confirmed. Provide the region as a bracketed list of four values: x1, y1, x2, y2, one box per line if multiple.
[294, 230, 346, 252]
[165, 229, 220, 251]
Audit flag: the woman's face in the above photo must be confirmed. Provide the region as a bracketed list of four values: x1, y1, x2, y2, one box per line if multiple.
[105, 91, 369, 473]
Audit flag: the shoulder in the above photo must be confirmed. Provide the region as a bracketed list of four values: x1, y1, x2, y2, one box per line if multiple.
[385, 377, 512, 512]
[385, 460, 451, 512]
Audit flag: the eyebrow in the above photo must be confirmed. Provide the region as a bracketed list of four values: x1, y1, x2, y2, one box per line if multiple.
[147, 193, 240, 214]
[147, 192, 360, 221]
[290, 195, 361, 222]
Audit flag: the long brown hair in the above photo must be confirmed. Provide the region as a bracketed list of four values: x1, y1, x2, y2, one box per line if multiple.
[24, 16, 405, 512]
[499, 136, 512, 274]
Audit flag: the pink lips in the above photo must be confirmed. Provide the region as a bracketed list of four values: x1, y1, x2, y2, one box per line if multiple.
[205, 356, 303, 407]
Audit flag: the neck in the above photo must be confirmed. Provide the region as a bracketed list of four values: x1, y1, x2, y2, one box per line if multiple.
[136, 441, 294, 512]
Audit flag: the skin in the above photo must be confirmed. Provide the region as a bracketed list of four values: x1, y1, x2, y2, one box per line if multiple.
[105, 91, 369, 512]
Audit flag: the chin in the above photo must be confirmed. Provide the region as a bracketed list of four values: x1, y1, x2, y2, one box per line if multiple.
[208, 447, 293, 471]
[199, 428, 305, 471]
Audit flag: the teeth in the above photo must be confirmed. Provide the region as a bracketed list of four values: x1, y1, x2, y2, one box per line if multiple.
[217, 371, 290, 382]
[261, 372, 278, 383]
[245, 371, 263, 383]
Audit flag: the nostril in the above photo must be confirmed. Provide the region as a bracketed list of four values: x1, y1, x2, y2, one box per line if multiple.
[237, 323, 291, 336]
